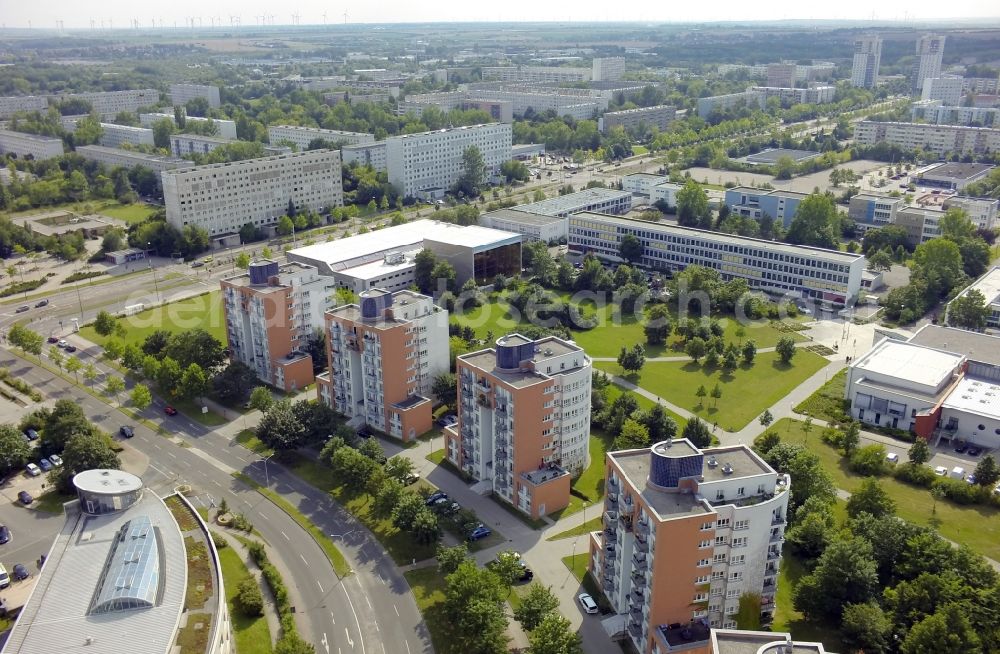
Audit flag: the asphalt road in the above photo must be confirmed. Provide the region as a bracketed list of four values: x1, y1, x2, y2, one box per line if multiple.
[0, 349, 430, 654]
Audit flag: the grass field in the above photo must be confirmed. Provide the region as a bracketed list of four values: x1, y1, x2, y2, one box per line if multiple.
[80, 290, 226, 348]
[96, 201, 160, 224]
[596, 350, 828, 432]
[793, 368, 850, 424]
[547, 516, 602, 541]
[774, 418, 1000, 562]
[216, 542, 273, 654]
[404, 567, 450, 654]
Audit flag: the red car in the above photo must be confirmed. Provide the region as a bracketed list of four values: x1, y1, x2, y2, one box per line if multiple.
[164, 406, 178, 416]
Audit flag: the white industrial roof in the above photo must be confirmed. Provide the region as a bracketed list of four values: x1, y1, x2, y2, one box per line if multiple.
[341, 251, 418, 281]
[956, 266, 1000, 307]
[942, 376, 1000, 419]
[853, 340, 964, 388]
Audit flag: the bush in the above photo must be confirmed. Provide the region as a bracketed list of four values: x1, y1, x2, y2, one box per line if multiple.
[894, 463, 937, 489]
[849, 444, 887, 477]
[932, 478, 987, 505]
[247, 540, 267, 566]
[0, 279, 46, 297]
[232, 512, 254, 532]
[236, 575, 265, 617]
[212, 532, 228, 549]
[62, 270, 106, 284]
[821, 427, 844, 449]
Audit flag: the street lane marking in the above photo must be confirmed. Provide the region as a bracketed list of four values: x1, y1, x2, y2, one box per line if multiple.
[393, 605, 399, 617]
[341, 582, 365, 654]
[405, 641, 410, 654]
[330, 611, 336, 625]
[300, 554, 308, 564]
[318, 580, 324, 593]
[344, 628, 354, 648]
[281, 530, 290, 541]
[365, 596, 372, 610]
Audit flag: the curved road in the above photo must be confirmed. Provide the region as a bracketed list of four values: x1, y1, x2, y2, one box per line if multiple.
[0, 349, 430, 654]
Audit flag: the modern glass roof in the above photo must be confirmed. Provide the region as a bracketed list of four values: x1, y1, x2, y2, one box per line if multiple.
[90, 516, 161, 615]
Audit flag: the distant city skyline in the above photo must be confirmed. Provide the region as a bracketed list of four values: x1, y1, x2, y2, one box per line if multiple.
[3, 0, 998, 30]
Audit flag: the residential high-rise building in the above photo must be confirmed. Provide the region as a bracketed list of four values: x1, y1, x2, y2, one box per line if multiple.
[913, 35, 946, 95]
[766, 63, 797, 89]
[221, 259, 337, 392]
[599, 105, 677, 134]
[169, 83, 222, 109]
[589, 439, 790, 652]
[921, 76, 965, 106]
[0, 129, 64, 160]
[482, 66, 592, 83]
[74, 145, 194, 174]
[853, 121, 1000, 157]
[96, 123, 155, 149]
[139, 112, 239, 139]
[851, 36, 882, 89]
[57, 89, 160, 119]
[385, 123, 511, 199]
[0, 95, 49, 119]
[317, 288, 450, 442]
[162, 149, 343, 238]
[267, 125, 374, 149]
[445, 334, 592, 519]
[341, 141, 388, 172]
[592, 57, 626, 82]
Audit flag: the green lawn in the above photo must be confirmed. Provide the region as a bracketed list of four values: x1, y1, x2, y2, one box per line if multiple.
[31, 489, 74, 514]
[793, 368, 850, 424]
[96, 201, 160, 225]
[216, 542, 273, 654]
[236, 430, 274, 456]
[773, 553, 848, 652]
[562, 553, 590, 583]
[596, 350, 828, 432]
[774, 418, 1000, 562]
[547, 516, 602, 541]
[404, 566, 451, 654]
[80, 290, 226, 349]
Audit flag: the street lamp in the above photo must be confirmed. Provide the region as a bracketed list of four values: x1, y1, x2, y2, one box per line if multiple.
[254, 453, 274, 487]
[147, 242, 161, 304]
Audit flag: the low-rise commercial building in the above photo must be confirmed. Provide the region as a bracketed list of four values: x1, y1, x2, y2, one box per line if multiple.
[517, 187, 633, 217]
[97, 123, 155, 148]
[590, 439, 789, 651]
[0, 128, 64, 159]
[169, 83, 222, 108]
[622, 174, 684, 208]
[568, 212, 864, 305]
[75, 144, 194, 174]
[479, 208, 567, 243]
[723, 187, 807, 228]
[139, 112, 238, 139]
[599, 105, 676, 134]
[222, 259, 337, 392]
[267, 124, 374, 149]
[317, 288, 449, 442]
[949, 266, 1000, 330]
[341, 141, 387, 171]
[445, 334, 591, 518]
[848, 193, 903, 233]
[915, 162, 995, 191]
[854, 121, 1000, 157]
[943, 195, 999, 229]
[162, 149, 343, 237]
[893, 205, 944, 246]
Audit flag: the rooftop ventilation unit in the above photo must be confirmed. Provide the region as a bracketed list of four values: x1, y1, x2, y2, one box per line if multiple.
[722, 463, 734, 476]
[707, 457, 718, 468]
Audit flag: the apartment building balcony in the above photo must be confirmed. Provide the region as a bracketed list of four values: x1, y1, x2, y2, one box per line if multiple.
[767, 548, 782, 561]
[606, 493, 619, 512]
[521, 463, 569, 487]
[627, 622, 643, 640]
[604, 528, 618, 544]
[632, 553, 647, 570]
[772, 512, 787, 526]
[654, 622, 711, 653]
[633, 536, 649, 554]
[635, 518, 650, 536]
[604, 511, 618, 530]
[769, 529, 785, 543]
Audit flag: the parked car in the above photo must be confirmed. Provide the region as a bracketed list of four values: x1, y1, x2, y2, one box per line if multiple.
[436, 414, 457, 428]
[23, 429, 39, 441]
[0, 525, 11, 544]
[954, 440, 969, 454]
[191, 261, 205, 268]
[48, 454, 62, 466]
[886, 452, 899, 464]
[38, 458, 52, 472]
[35, 299, 48, 307]
[577, 593, 599, 614]
[968, 446, 984, 457]
[57, 340, 68, 348]
[12, 564, 29, 581]
[15, 306, 29, 313]
[966, 474, 977, 485]
[403, 472, 420, 486]
[64, 345, 77, 353]
[18, 490, 33, 505]
[46, 336, 58, 344]
[430, 497, 450, 508]
[25, 463, 40, 477]
[119, 425, 135, 438]
[0, 564, 9, 589]
[468, 526, 492, 541]
[934, 465, 948, 476]
[164, 406, 178, 416]
[425, 491, 448, 506]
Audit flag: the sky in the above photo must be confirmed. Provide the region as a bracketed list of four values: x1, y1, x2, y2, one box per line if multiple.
[3, 0, 999, 29]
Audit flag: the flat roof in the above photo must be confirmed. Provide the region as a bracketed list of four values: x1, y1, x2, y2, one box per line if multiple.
[909, 323, 1000, 367]
[571, 212, 862, 263]
[459, 335, 585, 388]
[76, 144, 191, 165]
[73, 469, 143, 494]
[700, 446, 771, 482]
[161, 148, 335, 177]
[942, 376, 1000, 419]
[920, 162, 994, 181]
[518, 188, 631, 216]
[744, 148, 821, 163]
[955, 266, 1000, 307]
[608, 449, 712, 519]
[3, 494, 187, 654]
[483, 208, 565, 227]
[712, 630, 828, 654]
[623, 173, 668, 181]
[339, 252, 416, 281]
[0, 129, 63, 143]
[853, 340, 963, 388]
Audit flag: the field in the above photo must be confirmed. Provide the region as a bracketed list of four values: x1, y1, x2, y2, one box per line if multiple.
[80, 290, 226, 348]
[774, 418, 1000, 562]
[404, 567, 450, 654]
[596, 350, 828, 432]
[793, 368, 850, 424]
[96, 201, 160, 225]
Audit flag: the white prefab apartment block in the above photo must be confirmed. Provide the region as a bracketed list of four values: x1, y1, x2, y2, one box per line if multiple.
[464, 88, 606, 120]
[139, 112, 238, 139]
[854, 121, 1000, 157]
[921, 76, 965, 106]
[162, 149, 343, 237]
[851, 36, 882, 89]
[75, 145, 195, 173]
[568, 212, 864, 305]
[696, 92, 755, 118]
[592, 57, 626, 82]
[0, 95, 49, 119]
[98, 123, 155, 148]
[0, 129, 64, 159]
[341, 141, 388, 172]
[169, 83, 222, 108]
[600, 105, 676, 134]
[913, 35, 946, 94]
[385, 123, 512, 198]
[482, 66, 592, 83]
[57, 89, 160, 119]
[267, 125, 374, 149]
[170, 133, 233, 158]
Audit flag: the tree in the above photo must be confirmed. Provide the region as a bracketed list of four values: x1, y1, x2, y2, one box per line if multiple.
[410, 508, 441, 545]
[358, 437, 385, 464]
[83, 362, 99, 387]
[413, 249, 437, 294]
[162, 329, 227, 372]
[384, 456, 415, 484]
[849, 443, 887, 476]
[528, 614, 582, 654]
[682, 417, 711, 448]
[391, 493, 427, 532]
[57, 432, 121, 492]
[105, 376, 126, 406]
[248, 386, 274, 412]
[452, 145, 486, 197]
[8, 323, 43, 359]
[793, 536, 879, 620]
[514, 583, 560, 631]
[432, 372, 457, 410]
[65, 355, 83, 383]
[900, 604, 981, 654]
[41, 399, 93, 455]
[619, 234, 644, 264]
[372, 478, 405, 519]
[775, 336, 796, 364]
[212, 361, 259, 402]
[0, 424, 32, 475]
[121, 343, 144, 371]
[235, 575, 265, 617]
[274, 633, 316, 654]
[156, 357, 182, 394]
[330, 446, 379, 488]
[685, 337, 707, 363]
[436, 543, 470, 575]
[867, 249, 893, 273]
[236, 252, 251, 269]
[695, 384, 707, 406]
[48, 346, 64, 371]
[256, 400, 306, 451]
[644, 304, 672, 346]
[841, 602, 892, 654]
[93, 310, 119, 337]
[786, 194, 838, 249]
[180, 363, 208, 401]
[742, 339, 757, 365]
[276, 215, 294, 236]
[676, 179, 711, 229]
[948, 289, 990, 331]
[907, 438, 931, 466]
[842, 421, 861, 457]
[103, 337, 124, 362]
[616, 343, 645, 374]
[846, 477, 896, 519]
[913, 238, 965, 300]
[785, 509, 834, 560]
[643, 404, 677, 442]
[430, 260, 457, 293]
[613, 418, 651, 451]
[710, 383, 722, 408]
[973, 454, 1000, 487]
[735, 593, 763, 630]
[130, 384, 152, 411]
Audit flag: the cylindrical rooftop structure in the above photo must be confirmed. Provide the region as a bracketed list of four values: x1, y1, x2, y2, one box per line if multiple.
[648, 440, 704, 489]
[73, 469, 144, 515]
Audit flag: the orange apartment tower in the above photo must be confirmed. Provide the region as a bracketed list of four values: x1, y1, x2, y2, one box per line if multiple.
[221, 259, 335, 392]
[589, 439, 790, 654]
[445, 334, 592, 519]
[316, 288, 450, 442]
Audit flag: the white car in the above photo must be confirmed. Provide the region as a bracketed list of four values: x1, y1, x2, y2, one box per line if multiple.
[48, 454, 63, 466]
[577, 592, 598, 614]
[25, 463, 41, 477]
[886, 452, 899, 464]
[57, 340, 68, 348]
[934, 465, 948, 476]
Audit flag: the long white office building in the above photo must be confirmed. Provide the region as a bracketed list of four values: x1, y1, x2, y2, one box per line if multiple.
[267, 125, 374, 150]
[162, 149, 343, 237]
[0, 95, 50, 119]
[386, 123, 511, 199]
[0, 129, 64, 159]
[341, 141, 388, 171]
[139, 112, 238, 139]
[75, 145, 194, 173]
[169, 83, 222, 108]
[97, 123, 155, 148]
[569, 212, 864, 305]
[854, 121, 1000, 157]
